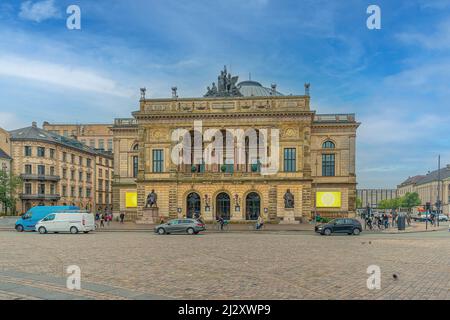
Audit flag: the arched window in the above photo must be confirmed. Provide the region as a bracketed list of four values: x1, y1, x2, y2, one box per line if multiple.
[246, 192, 261, 220]
[322, 141, 335, 149]
[186, 192, 201, 218]
[216, 192, 231, 220]
[132, 144, 139, 151]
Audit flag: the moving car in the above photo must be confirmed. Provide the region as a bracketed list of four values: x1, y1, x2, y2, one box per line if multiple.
[36, 212, 95, 234]
[155, 218, 205, 235]
[15, 206, 79, 232]
[315, 218, 362, 236]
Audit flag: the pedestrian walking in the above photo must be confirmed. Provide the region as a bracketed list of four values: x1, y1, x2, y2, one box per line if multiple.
[217, 215, 225, 231]
[383, 213, 389, 229]
[120, 211, 125, 224]
[392, 209, 397, 227]
[95, 212, 100, 228]
[100, 213, 105, 228]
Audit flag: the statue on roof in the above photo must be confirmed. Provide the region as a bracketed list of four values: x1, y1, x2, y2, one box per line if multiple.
[204, 66, 243, 97]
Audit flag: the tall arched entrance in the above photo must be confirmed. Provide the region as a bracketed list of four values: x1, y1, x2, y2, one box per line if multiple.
[186, 192, 201, 218]
[216, 192, 231, 220]
[246, 192, 261, 220]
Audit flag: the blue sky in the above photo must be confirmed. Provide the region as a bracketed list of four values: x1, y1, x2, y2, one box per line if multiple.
[0, 0, 449, 188]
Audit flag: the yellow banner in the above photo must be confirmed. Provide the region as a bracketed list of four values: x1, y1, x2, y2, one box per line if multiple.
[125, 192, 137, 208]
[316, 192, 341, 208]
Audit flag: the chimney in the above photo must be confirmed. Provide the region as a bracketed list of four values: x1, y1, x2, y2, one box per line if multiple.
[32, 121, 37, 128]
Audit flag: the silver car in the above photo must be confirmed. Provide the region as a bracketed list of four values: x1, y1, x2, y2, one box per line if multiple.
[155, 218, 205, 235]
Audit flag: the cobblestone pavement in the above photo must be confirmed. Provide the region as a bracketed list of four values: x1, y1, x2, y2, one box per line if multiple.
[0, 230, 449, 300]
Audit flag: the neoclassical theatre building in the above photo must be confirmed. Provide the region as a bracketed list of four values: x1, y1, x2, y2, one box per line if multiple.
[112, 68, 359, 222]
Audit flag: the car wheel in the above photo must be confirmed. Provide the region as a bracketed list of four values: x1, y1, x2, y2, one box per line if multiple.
[324, 228, 332, 236]
[157, 228, 165, 235]
[15, 225, 24, 232]
[353, 228, 361, 235]
[187, 228, 195, 235]
[38, 227, 47, 234]
[70, 226, 79, 234]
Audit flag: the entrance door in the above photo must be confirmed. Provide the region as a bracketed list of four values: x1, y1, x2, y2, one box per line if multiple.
[216, 193, 230, 220]
[246, 192, 261, 220]
[186, 193, 201, 218]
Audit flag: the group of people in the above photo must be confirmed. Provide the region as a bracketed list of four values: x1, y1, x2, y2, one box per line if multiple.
[95, 211, 126, 228]
[213, 214, 264, 230]
[362, 208, 412, 230]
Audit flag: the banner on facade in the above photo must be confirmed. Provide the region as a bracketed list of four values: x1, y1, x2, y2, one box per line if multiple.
[316, 192, 342, 208]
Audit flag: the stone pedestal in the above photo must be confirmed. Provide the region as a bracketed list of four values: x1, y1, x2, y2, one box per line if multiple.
[136, 207, 159, 224]
[279, 208, 300, 224]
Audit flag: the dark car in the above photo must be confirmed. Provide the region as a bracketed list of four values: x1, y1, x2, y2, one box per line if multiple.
[154, 218, 205, 235]
[315, 218, 362, 236]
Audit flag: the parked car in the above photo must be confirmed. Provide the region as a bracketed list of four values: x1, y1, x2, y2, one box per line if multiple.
[315, 218, 362, 236]
[36, 212, 95, 234]
[155, 218, 205, 235]
[438, 214, 449, 222]
[15, 206, 80, 232]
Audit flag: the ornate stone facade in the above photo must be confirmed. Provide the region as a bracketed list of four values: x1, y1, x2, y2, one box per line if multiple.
[112, 72, 359, 222]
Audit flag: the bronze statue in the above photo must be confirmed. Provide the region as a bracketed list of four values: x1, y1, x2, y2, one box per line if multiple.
[284, 189, 294, 208]
[145, 189, 158, 208]
[204, 67, 242, 97]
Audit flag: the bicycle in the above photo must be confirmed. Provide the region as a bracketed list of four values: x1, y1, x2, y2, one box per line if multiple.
[215, 220, 230, 231]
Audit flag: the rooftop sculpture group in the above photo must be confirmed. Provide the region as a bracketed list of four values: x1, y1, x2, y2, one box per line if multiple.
[204, 66, 243, 98]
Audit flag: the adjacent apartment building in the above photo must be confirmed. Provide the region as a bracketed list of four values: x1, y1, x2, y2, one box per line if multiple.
[0, 128, 12, 214]
[9, 122, 113, 214]
[397, 168, 450, 214]
[42, 122, 114, 152]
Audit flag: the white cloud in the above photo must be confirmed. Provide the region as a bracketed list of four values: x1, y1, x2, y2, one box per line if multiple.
[19, 0, 60, 23]
[396, 20, 450, 50]
[0, 55, 133, 97]
[383, 61, 450, 95]
[0, 112, 26, 130]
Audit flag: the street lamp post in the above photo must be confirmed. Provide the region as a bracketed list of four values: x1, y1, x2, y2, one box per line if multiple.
[1, 163, 8, 215]
[437, 155, 441, 227]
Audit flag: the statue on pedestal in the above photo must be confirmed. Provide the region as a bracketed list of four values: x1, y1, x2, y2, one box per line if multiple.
[284, 189, 294, 209]
[145, 189, 158, 208]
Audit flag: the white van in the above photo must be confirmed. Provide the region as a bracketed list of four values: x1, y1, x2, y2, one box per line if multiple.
[36, 212, 95, 234]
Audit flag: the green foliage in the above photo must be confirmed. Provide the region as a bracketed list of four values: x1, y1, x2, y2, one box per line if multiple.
[377, 192, 421, 211]
[0, 170, 22, 215]
[356, 197, 362, 208]
[401, 192, 421, 210]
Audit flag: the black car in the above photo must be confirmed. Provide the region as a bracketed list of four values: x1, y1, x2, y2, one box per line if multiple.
[315, 218, 362, 236]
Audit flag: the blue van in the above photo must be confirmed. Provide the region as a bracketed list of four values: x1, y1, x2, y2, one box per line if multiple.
[15, 206, 80, 232]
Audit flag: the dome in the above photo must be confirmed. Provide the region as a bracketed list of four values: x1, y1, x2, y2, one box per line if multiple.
[237, 81, 283, 97]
